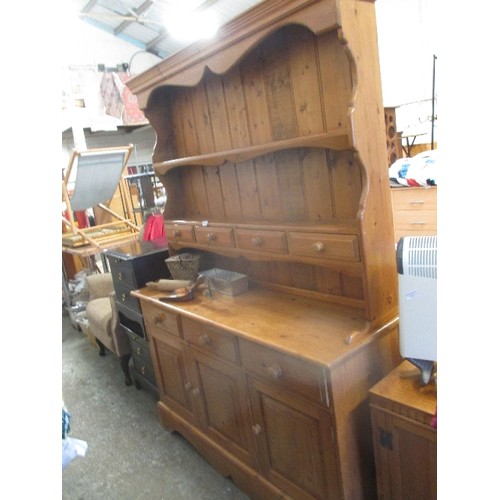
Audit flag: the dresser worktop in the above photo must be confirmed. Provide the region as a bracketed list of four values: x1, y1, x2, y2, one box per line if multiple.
[132, 286, 397, 368]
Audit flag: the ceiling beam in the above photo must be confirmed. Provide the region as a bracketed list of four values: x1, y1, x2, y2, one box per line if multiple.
[115, 0, 155, 34]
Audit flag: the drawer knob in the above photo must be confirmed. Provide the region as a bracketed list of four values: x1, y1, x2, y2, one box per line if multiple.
[154, 314, 164, 325]
[192, 387, 200, 397]
[135, 347, 142, 355]
[199, 334, 212, 346]
[118, 272, 124, 281]
[251, 237, 263, 247]
[173, 229, 181, 238]
[266, 364, 283, 379]
[184, 382, 193, 391]
[140, 365, 146, 375]
[206, 232, 216, 242]
[252, 424, 262, 436]
[121, 293, 126, 302]
[313, 242, 325, 253]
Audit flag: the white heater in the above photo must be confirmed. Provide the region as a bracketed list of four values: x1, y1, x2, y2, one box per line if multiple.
[396, 235, 437, 383]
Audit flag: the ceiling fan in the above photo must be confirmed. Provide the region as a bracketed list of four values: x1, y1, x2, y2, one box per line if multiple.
[79, 0, 162, 28]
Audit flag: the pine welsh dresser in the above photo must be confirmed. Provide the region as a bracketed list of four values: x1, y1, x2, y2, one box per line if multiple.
[127, 1, 402, 498]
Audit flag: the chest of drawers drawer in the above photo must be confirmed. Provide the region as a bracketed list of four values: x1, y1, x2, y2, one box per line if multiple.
[391, 186, 437, 212]
[114, 282, 142, 314]
[239, 339, 329, 407]
[108, 257, 138, 288]
[287, 231, 360, 261]
[393, 210, 436, 231]
[128, 331, 153, 363]
[182, 317, 240, 364]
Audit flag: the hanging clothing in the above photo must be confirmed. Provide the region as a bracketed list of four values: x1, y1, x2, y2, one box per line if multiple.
[143, 214, 166, 242]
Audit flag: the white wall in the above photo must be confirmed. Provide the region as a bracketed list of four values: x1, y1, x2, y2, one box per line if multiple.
[61, 1, 162, 166]
[376, 0, 438, 143]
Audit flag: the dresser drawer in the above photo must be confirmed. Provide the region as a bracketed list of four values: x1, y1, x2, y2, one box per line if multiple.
[391, 187, 437, 211]
[142, 302, 182, 337]
[165, 223, 196, 244]
[194, 226, 235, 248]
[239, 339, 329, 407]
[235, 228, 287, 254]
[287, 232, 360, 261]
[182, 317, 240, 364]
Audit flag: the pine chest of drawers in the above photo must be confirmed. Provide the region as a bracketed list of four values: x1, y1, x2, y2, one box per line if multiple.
[391, 186, 437, 245]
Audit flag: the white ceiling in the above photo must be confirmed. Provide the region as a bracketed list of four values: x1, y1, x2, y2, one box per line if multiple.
[77, 0, 263, 61]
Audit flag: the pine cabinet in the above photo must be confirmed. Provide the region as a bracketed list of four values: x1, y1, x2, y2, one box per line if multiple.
[369, 361, 437, 500]
[134, 287, 401, 499]
[128, 0, 402, 497]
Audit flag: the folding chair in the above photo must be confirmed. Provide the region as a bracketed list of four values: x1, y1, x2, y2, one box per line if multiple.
[62, 145, 140, 251]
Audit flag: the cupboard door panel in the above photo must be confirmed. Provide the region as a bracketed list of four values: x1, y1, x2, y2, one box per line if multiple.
[248, 376, 341, 500]
[150, 335, 196, 423]
[189, 349, 256, 467]
[371, 408, 437, 500]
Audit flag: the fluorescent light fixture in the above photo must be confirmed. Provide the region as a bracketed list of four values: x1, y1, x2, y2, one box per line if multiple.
[165, 7, 219, 43]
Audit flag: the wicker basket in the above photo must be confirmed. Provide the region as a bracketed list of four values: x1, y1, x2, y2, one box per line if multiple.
[165, 253, 201, 281]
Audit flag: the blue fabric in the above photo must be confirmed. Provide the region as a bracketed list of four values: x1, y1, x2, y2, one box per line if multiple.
[62, 405, 71, 440]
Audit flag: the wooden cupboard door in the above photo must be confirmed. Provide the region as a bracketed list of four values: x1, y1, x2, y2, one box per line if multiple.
[187, 348, 257, 468]
[149, 335, 196, 423]
[371, 408, 437, 500]
[247, 375, 341, 500]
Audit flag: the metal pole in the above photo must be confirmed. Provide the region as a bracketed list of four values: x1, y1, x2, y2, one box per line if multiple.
[431, 55, 437, 150]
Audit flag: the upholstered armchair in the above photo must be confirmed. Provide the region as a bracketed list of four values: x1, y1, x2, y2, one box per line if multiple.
[85, 273, 132, 386]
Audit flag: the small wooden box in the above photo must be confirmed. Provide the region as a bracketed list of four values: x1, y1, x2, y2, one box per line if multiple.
[369, 361, 437, 499]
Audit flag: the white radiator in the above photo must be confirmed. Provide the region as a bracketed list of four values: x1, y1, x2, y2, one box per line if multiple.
[396, 235, 437, 383]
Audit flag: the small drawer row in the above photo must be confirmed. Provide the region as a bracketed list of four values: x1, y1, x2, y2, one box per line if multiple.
[165, 222, 360, 262]
[142, 301, 330, 408]
[126, 328, 157, 386]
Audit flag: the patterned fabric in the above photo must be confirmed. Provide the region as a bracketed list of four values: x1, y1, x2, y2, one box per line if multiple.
[389, 149, 437, 187]
[100, 72, 124, 119]
[100, 72, 148, 125]
[119, 73, 148, 125]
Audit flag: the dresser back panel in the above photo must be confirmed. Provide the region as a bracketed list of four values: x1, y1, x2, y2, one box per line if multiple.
[151, 25, 352, 163]
[162, 149, 361, 224]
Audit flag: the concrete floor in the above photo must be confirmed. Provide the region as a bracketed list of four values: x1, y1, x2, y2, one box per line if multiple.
[62, 311, 249, 500]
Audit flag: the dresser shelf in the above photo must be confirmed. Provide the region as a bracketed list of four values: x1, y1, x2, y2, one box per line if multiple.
[154, 130, 351, 173]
